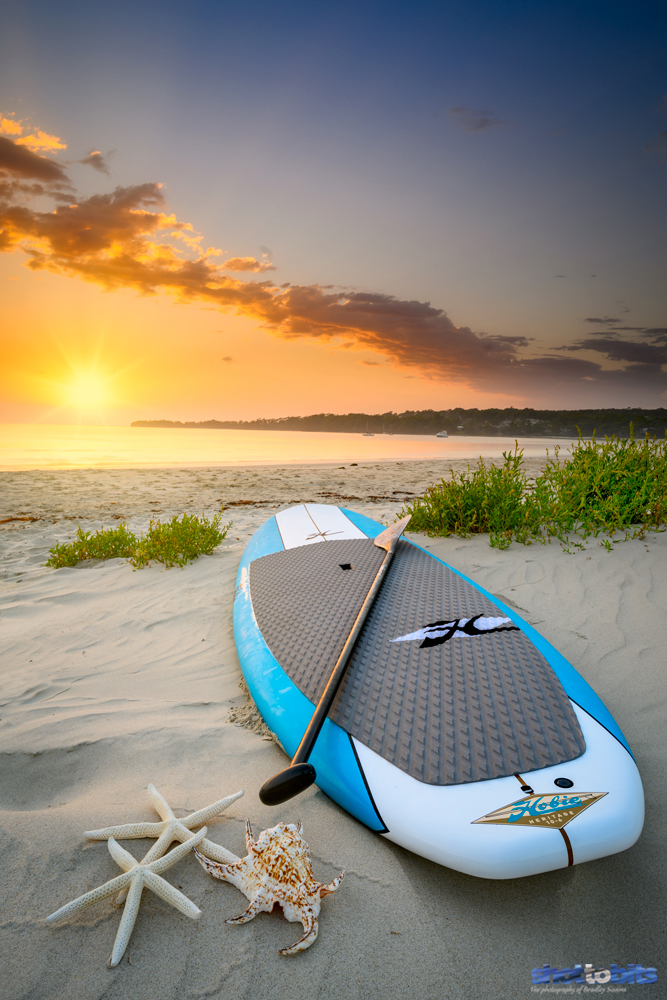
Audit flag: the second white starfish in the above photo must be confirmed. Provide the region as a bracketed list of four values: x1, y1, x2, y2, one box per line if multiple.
[47, 827, 207, 967]
[85, 783, 242, 901]
[85, 783, 243, 864]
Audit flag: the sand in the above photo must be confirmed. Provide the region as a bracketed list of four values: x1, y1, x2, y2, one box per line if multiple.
[0, 461, 664, 999]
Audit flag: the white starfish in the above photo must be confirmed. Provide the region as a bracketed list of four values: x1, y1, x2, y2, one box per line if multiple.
[47, 826, 206, 968]
[85, 784, 243, 901]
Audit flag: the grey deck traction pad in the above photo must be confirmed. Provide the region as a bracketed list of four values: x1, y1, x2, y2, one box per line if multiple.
[249, 538, 585, 785]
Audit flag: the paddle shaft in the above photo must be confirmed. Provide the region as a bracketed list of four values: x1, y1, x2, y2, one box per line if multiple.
[291, 534, 402, 767]
[258, 515, 410, 805]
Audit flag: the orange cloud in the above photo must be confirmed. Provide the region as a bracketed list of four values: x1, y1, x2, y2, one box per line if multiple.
[224, 255, 276, 272]
[15, 129, 67, 152]
[0, 150, 498, 379]
[0, 116, 23, 136]
[1, 131, 665, 403]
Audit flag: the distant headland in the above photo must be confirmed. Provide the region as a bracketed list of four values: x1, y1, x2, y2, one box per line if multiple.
[131, 408, 667, 438]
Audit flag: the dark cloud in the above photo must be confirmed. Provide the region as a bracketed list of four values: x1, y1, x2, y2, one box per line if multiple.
[579, 320, 667, 348]
[2, 183, 167, 262]
[566, 337, 667, 366]
[482, 334, 531, 348]
[0, 179, 72, 203]
[0, 135, 69, 182]
[644, 130, 667, 161]
[472, 355, 667, 404]
[448, 107, 505, 132]
[361, 359, 381, 366]
[262, 287, 517, 380]
[524, 357, 667, 387]
[2, 133, 666, 406]
[78, 150, 110, 174]
[578, 330, 620, 337]
[222, 356, 233, 362]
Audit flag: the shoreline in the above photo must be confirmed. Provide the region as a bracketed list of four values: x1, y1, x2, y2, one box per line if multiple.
[0, 453, 562, 474]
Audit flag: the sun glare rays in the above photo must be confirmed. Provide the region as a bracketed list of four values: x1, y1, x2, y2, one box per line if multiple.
[61, 371, 111, 410]
[33, 344, 139, 424]
[46, 357, 144, 423]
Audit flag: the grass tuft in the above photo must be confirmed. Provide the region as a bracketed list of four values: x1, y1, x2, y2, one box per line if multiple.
[401, 430, 667, 550]
[46, 513, 231, 569]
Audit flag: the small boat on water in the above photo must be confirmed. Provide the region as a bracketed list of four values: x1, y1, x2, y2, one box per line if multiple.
[436, 430, 449, 438]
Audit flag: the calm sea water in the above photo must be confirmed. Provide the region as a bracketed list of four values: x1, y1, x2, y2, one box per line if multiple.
[0, 424, 576, 471]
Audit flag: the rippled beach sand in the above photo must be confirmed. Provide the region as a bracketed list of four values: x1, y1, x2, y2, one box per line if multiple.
[0, 458, 548, 578]
[0, 460, 664, 999]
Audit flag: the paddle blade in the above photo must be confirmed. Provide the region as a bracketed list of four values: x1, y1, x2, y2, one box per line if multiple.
[373, 514, 411, 553]
[259, 763, 317, 806]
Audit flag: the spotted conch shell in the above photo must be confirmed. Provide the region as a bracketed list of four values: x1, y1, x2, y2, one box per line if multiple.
[194, 820, 344, 954]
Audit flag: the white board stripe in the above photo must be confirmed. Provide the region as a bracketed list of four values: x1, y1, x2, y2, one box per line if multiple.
[275, 504, 367, 550]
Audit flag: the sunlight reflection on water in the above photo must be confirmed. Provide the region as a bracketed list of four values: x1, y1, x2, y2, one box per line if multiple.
[0, 424, 577, 471]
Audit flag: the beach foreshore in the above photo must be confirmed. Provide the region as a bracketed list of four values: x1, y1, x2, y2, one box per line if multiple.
[1, 455, 550, 518]
[0, 458, 550, 584]
[0, 462, 664, 999]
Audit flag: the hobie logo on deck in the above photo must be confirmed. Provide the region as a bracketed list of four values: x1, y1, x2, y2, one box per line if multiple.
[473, 792, 606, 829]
[390, 614, 519, 648]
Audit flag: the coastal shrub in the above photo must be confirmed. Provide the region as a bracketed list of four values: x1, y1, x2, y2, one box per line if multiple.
[533, 433, 667, 546]
[401, 431, 667, 550]
[46, 513, 231, 569]
[402, 445, 542, 549]
[132, 513, 231, 568]
[45, 523, 137, 567]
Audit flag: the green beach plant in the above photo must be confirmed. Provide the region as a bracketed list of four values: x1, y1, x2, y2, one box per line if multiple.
[399, 444, 541, 549]
[46, 513, 231, 569]
[401, 430, 667, 550]
[533, 432, 667, 546]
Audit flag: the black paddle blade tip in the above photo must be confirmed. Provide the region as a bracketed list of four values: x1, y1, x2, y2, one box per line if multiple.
[259, 762, 317, 806]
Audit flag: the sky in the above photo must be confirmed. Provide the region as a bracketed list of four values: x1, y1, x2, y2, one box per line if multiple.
[1, 0, 666, 424]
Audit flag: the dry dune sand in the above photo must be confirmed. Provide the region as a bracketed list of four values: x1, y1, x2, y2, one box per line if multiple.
[0, 461, 665, 999]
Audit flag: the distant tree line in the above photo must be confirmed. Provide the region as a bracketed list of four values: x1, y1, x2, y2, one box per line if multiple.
[131, 408, 667, 438]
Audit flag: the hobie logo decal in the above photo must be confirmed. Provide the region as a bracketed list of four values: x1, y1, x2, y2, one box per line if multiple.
[473, 791, 607, 829]
[390, 614, 519, 648]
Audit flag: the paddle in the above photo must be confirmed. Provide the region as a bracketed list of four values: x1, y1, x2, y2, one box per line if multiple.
[259, 514, 412, 806]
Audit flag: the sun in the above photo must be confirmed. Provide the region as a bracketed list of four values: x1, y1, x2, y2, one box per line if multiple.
[63, 371, 112, 410]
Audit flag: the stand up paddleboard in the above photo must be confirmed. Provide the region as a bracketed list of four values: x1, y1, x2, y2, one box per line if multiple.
[233, 504, 644, 879]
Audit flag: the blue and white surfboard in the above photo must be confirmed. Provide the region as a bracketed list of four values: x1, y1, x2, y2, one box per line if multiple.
[233, 504, 644, 879]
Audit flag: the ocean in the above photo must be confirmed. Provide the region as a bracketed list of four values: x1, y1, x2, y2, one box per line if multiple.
[0, 423, 576, 471]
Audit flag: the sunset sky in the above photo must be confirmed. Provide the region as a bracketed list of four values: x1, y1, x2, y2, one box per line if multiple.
[1, 0, 666, 424]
